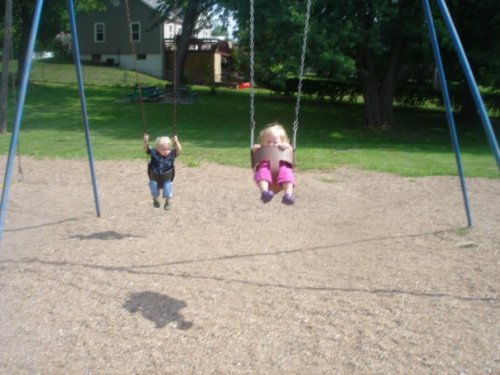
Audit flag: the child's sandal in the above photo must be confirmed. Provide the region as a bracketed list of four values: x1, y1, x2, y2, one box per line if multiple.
[260, 190, 274, 203]
[281, 193, 295, 205]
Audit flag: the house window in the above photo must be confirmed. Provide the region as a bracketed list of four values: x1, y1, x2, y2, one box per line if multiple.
[94, 23, 105, 43]
[137, 54, 146, 60]
[130, 22, 141, 42]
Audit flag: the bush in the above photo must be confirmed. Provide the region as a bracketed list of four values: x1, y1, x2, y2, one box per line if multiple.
[281, 77, 499, 112]
[51, 32, 72, 59]
[394, 82, 441, 107]
[284, 78, 361, 103]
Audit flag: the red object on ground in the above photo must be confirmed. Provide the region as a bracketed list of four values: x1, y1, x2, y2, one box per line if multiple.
[238, 82, 252, 89]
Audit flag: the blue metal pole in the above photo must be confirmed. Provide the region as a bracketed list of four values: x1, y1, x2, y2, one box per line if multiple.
[421, 0, 472, 227]
[0, 0, 45, 244]
[436, 0, 500, 171]
[67, 0, 101, 217]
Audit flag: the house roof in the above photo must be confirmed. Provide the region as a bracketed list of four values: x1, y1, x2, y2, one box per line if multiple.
[139, 0, 161, 9]
[139, 0, 182, 21]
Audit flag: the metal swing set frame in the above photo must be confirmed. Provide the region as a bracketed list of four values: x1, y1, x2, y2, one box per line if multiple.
[0, 0, 101, 244]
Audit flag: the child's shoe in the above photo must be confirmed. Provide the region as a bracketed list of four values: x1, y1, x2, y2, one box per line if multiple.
[281, 192, 295, 205]
[261, 190, 274, 203]
[164, 198, 170, 210]
[153, 197, 160, 208]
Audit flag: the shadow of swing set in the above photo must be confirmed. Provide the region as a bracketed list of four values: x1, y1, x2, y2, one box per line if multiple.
[1, 0, 500, 244]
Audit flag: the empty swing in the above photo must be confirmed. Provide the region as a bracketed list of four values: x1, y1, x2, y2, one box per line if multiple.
[248, 0, 312, 194]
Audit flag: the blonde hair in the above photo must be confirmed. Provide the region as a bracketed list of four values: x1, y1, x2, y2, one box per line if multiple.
[155, 136, 172, 149]
[258, 123, 290, 144]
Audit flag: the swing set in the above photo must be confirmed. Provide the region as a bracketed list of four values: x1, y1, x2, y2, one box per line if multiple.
[0, 0, 499, 243]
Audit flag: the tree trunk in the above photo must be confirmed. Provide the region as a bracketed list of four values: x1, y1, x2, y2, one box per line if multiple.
[357, 36, 404, 131]
[357, 46, 384, 128]
[174, 0, 200, 88]
[0, 0, 14, 134]
[459, 80, 476, 120]
[16, 4, 33, 85]
[361, 55, 382, 127]
[379, 39, 404, 130]
[353, 1, 416, 130]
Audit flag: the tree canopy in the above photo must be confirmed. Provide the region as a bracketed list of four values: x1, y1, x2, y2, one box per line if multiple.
[223, 0, 498, 128]
[0, 0, 498, 130]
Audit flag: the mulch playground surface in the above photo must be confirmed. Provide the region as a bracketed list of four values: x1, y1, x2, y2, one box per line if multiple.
[1, 157, 498, 373]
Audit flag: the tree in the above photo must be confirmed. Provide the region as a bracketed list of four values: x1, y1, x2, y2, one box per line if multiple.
[0, 0, 105, 83]
[350, 0, 425, 130]
[154, 0, 228, 87]
[0, 0, 13, 134]
[225, 0, 428, 130]
[224, 0, 322, 90]
[7, 1, 66, 83]
[436, 0, 500, 118]
[211, 24, 228, 38]
[0, 0, 105, 135]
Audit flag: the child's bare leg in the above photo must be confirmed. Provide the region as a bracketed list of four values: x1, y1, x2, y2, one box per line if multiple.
[282, 182, 293, 195]
[257, 180, 274, 203]
[258, 180, 270, 192]
[281, 182, 295, 205]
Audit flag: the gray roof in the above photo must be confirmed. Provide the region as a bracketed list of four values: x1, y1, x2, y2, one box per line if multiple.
[138, 1, 184, 23]
[139, 0, 161, 9]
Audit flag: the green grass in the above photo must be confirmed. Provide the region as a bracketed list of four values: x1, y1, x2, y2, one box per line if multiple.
[7, 59, 165, 88]
[0, 60, 498, 177]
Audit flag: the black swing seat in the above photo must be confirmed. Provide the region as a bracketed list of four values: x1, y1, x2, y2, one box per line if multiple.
[251, 145, 295, 194]
[148, 164, 175, 188]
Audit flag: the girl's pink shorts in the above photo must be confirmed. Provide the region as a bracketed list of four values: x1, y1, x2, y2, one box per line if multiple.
[254, 161, 295, 186]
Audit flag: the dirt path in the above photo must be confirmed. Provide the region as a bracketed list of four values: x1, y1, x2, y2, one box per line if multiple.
[0, 157, 498, 374]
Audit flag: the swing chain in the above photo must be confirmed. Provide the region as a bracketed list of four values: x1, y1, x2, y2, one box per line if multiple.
[292, 0, 312, 150]
[249, 0, 311, 149]
[172, 0, 178, 137]
[123, 0, 148, 136]
[249, 0, 256, 147]
[10, 43, 24, 182]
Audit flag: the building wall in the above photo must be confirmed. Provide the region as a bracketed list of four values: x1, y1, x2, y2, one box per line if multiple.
[165, 52, 221, 84]
[163, 21, 212, 39]
[80, 53, 163, 78]
[76, 0, 164, 77]
[163, 23, 182, 39]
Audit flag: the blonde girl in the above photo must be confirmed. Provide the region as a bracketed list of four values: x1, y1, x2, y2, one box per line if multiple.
[251, 123, 295, 204]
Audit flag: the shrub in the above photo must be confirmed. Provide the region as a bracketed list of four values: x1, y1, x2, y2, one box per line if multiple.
[52, 32, 72, 60]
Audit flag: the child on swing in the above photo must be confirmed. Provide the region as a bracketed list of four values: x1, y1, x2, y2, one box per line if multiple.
[251, 123, 295, 205]
[143, 133, 182, 210]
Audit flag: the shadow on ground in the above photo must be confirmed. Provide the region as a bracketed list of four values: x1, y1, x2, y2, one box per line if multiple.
[123, 291, 193, 330]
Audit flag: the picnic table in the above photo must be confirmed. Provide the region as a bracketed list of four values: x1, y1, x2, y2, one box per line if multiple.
[164, 85, 198, 104]
[128, 86, 165, 102]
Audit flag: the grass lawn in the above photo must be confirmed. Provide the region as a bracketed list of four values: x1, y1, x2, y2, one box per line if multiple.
[0, 60, 498, 177]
